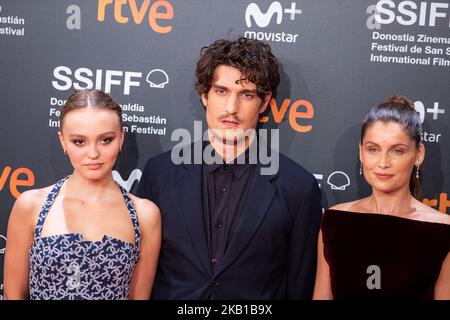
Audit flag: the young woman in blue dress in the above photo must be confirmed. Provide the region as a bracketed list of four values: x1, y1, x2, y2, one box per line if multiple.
[4, 89, 161, 299]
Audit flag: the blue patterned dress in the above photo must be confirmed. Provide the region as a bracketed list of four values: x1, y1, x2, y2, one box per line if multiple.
[28, 176, 141, 300]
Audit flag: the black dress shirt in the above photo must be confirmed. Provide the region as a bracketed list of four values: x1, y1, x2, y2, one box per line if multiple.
[202, 143, 256, 271]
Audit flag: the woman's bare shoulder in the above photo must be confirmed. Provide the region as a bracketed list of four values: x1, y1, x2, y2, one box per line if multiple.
[13, 186, 51, 213]
[414, 200, 450, 225]
[9, 186, 53, 228]
[328, 199, 366, 212]
[128, 194, 161, 228]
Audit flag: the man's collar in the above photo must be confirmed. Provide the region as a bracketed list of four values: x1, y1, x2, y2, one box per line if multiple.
[203, 140, 255, 177]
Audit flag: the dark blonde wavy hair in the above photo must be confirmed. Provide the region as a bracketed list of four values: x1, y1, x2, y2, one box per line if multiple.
[60, 89, 122, 129]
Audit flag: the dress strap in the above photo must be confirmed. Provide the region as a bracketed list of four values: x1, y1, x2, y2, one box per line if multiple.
[33, 176, 69, 239]
[117, 184, 141, 247]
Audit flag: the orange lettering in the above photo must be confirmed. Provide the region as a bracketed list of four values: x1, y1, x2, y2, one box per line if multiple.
[259, 98, 290, 123]
[423, 193, 450, 214]
[129, 0, 151, 24]
[97, 0, 174, 33]
[259, 98, 315, 132]
[439, 193, 450, 214]
[259, 116, 270, 123]
[272, 98, 290, 123]
[10, 168, 35, 199]
[114, 0, 129, 23]
[97, 0, 114, 21]
[423, 198, 438, 208]
[289, 99, 314, 133]
[149, 0, 173, 33]
[0, 166, 12, 191]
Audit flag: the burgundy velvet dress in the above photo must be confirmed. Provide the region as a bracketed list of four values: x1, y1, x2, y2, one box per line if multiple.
[321, 209, 450, 299]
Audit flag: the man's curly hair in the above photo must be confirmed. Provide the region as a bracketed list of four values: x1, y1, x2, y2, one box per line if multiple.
[195, 37, 280, 101]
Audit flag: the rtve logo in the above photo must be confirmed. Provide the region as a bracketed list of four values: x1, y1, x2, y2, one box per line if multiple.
[244, 1, 301, 43]
[0, 166, 35, 198]
[373, 0, 450, 27]
[423, 193, 450, 214]
[259, 97, 314, 133]
[52, 66, 169, 95]
[97, 0, 174, 33]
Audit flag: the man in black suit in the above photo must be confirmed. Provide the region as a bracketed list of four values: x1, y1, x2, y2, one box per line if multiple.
[136, 38, 322, 299]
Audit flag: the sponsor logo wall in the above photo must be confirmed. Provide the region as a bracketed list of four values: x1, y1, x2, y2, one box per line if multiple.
[0, 0, 449, 297]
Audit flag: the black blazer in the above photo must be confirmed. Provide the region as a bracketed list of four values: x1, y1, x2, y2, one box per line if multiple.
[136, 145, 322, 299]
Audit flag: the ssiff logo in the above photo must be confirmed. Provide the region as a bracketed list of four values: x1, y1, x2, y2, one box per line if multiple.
[369, 1, 449, 27]
[52, 66, 170, 95]
[314, 171, 351, 191]
[244, 1, 301, 43]
[327, 171, 350, 191]
[146, 69, 169, 88]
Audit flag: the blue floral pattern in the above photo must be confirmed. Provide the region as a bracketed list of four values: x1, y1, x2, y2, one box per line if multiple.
[28, 176, 141, 300]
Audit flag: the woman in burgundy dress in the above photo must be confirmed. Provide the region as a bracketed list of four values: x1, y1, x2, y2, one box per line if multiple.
[313, 96, 450, 300]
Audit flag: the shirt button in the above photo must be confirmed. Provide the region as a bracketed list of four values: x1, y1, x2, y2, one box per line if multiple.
[223, 165, 229, 171]
[221, 186, 227, 192]
[216, 223, 222, 228]
[211, 280, 219, 287]
[211, 258, 218, 264]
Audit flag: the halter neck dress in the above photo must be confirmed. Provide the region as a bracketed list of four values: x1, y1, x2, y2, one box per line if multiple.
[28, 176, 141, 300]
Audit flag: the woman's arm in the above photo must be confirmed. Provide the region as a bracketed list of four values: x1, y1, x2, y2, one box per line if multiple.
[3, 190, 40, 300]
[128, 198, 161, 300]
[312, 230, 333, 300]
[434, 251, 450, 300]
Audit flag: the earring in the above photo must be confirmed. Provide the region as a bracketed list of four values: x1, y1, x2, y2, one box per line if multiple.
[416, 164, 420, 179]
[359, 164, 362, 175]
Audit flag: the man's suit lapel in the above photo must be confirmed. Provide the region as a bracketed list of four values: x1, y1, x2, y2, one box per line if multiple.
[216, 164, 277, 275]
[178, 162, 212, 277]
